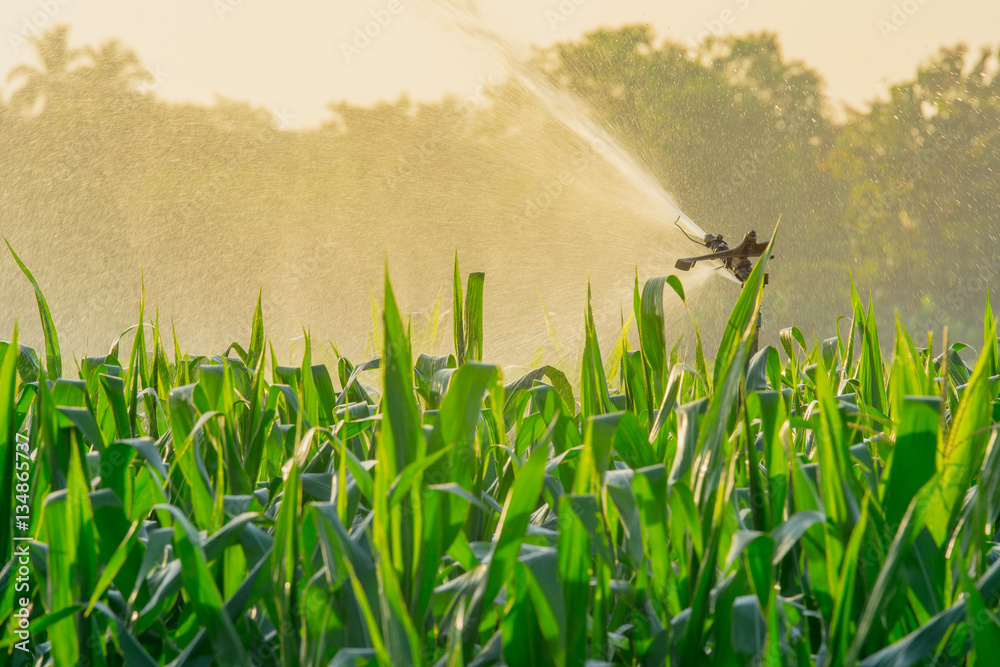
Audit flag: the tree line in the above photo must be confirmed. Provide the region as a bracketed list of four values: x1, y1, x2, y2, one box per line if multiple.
[1, 25, 997, 351]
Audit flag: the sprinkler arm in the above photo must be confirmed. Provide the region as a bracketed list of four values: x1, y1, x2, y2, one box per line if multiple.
[674, 226, 771, 285]
[673, 219, 774, 360]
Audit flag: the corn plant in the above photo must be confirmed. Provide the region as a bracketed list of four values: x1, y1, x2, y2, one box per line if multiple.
[2, 235, 1000, 666]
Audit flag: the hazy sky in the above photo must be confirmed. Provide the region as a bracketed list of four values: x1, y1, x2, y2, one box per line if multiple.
[2, 0, 998, 127]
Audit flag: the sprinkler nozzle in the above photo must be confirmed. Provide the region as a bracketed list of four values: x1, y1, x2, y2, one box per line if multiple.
[674, 225, 771, 286]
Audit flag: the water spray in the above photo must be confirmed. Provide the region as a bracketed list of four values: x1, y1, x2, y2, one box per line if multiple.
[673, 218, 772, 357]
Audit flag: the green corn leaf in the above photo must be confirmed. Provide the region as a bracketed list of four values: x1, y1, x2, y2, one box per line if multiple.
[812, 352, 857, 546]
[274, 454, 302, 667]
[453, 252, 465, 365]
[155, 504, 249, 666]
[5, 239, 61, 378]
[925, 318, 996, 546]
[480, 445, 547, 622]
[827, 494, 869, 665]
[580, 282, 612, 420]
[0, 327, 18, 563]
[464, 272, 485, 363]
[640, 275, 669, 399]
[962, 568, 1000, 660]
[881, 396, 939, 528]
[250, 289, 265, 371]
[713, 224, 777, 386]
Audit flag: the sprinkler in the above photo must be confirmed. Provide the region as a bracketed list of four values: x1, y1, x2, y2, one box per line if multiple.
[673, 219, 772, 357]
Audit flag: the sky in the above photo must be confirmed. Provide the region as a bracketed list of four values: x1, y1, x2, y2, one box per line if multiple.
[1, 0, 998, 127]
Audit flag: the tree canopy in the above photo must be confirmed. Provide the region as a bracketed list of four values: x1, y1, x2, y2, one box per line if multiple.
[1, 25, 997, 354]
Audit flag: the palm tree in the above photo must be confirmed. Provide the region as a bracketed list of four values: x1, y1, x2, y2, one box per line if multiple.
[82, 39, 153, 100]
[7, 25, 87, 114]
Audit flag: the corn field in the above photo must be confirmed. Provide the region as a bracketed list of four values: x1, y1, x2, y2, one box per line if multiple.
[2, 234, 1000, 667]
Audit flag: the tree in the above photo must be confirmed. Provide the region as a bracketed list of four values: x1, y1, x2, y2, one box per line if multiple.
[81, 39, 152, 103]
[829, 45, 1000, 326]
[535, 27, 846, 336]
[7, 25, 87, 114]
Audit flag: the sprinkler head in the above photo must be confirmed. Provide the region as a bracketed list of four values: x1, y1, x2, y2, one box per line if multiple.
[674, 225, 771, 286]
